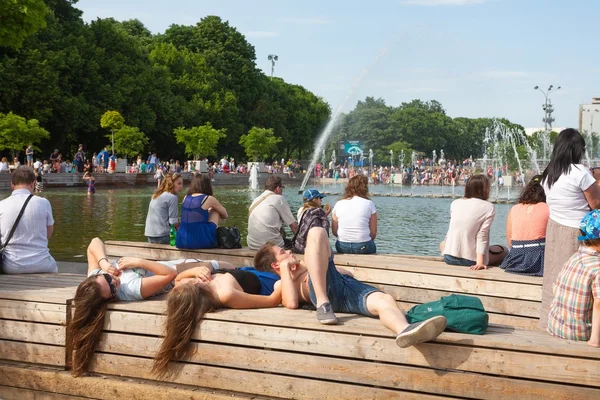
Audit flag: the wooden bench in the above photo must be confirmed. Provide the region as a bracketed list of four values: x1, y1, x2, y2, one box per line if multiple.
[0, 273, 82, 368]
[2, 245, 598, 399]
[105, 241, 542, 329]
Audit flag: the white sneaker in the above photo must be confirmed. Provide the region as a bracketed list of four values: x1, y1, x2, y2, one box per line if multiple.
[395, 316, 447, 348]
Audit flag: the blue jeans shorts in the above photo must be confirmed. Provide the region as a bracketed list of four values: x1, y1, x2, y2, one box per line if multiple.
[443, 254, 476, 266]
[308, 260, 379, 317]
[335, 239, 377, 254]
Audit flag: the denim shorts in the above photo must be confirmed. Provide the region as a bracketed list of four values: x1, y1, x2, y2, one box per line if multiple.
[308, 260, 379, 317]
[443, 254, 476, 266]
[335, 239, 377, 254]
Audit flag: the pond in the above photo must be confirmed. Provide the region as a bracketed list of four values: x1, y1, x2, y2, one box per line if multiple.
[0, 184, 511, 261]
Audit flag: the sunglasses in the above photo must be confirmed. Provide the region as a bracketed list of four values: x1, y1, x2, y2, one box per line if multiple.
[102, 273, 118, 299]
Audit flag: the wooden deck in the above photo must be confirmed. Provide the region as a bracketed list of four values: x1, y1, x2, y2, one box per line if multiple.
[0, 244, 598, 399]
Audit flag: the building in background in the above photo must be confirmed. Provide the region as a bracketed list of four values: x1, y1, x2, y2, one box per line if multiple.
[579, 98, 600, 134]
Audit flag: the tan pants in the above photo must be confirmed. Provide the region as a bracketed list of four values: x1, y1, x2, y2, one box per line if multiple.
[538, 218, 580, 330]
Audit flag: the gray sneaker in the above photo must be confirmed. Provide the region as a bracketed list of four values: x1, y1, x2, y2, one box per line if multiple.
[316, 302, 338, 325]
[395, 316, 447, 348]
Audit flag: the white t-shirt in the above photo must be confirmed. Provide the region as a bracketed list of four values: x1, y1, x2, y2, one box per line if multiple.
[543, 164, 596, 228]
[332, 196, 376, 243]
[88, 259, 219, 302]
[247, 190, 296, 250]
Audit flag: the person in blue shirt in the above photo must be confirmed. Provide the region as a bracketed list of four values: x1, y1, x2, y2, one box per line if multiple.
[98, 148, 110, 172]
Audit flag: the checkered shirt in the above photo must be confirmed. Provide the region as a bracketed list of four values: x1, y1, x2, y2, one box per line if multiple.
[548, 246, 600, 341]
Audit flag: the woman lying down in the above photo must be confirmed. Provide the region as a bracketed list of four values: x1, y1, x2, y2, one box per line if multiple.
[70, 237, 282, 377]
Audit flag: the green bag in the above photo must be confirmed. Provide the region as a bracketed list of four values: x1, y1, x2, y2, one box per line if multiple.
[406, 294, 489, 335]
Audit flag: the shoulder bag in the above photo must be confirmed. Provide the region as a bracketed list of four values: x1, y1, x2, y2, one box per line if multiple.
[0, 194, 34, 272]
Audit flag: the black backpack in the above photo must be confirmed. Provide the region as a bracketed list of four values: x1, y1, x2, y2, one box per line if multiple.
[217, 226, 242, 249]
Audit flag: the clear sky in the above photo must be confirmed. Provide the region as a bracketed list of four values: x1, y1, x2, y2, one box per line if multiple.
[76, 0, 599, 128]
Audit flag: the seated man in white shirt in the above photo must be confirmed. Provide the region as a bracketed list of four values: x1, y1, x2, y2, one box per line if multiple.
[247, 176, 298, 250]
[0, 167, 57, 273]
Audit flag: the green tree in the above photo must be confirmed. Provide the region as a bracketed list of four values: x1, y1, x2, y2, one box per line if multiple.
[0, 111, 49, 156]
[100, 110, 125, 153]
[174, 123, 226, 159]
[239, 127, 281, 161]
[0, 0, 48, 48]
[111, 125, 148, 159]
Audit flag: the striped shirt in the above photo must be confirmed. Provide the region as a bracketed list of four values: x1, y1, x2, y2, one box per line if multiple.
[548, 246, 600, 340]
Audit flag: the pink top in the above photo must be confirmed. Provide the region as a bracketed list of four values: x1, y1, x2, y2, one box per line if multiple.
[509, 202, 549, 241]
[443, 198, 495, 265]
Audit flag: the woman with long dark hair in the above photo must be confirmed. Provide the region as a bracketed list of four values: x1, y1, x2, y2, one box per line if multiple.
[499, 175, 549, 276]
[440, 174, 508, 270]
[539, 128, 600, 329]
[176, 173, 228, 249]
[331, 175, 377, 254]
[152, 264, 282, 377]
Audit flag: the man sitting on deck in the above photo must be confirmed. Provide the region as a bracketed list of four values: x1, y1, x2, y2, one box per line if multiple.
[254, 226, 448, 348]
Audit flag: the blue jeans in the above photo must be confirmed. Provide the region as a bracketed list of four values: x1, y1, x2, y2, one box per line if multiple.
[335, 239, 376, 254]
[147, 235, 170, 245]
[443, 254, 476, 266]
[308, 260, 379, 317]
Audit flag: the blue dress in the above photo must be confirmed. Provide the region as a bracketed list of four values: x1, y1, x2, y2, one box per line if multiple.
[176, 194, 217, 249]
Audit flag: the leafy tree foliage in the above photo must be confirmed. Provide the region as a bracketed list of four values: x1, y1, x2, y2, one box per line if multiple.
[0, 111, 49, 155]
[100, 110, 125, 132]
[239, 127, 282, 161]
[0, 0, 48, 48]
[174, 123, 226, 159]
[0, 2, 330, 162]
[112, 125, 148, 159]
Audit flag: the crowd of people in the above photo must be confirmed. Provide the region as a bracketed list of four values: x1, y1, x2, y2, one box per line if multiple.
[0, 128, 598, 380]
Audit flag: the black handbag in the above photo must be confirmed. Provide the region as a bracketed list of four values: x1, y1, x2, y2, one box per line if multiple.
[0, 194, 34, 272]
[216, 226, 242, 249]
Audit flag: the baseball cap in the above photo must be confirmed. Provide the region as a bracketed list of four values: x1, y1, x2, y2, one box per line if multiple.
[578, 210, 600, 241]
[303, 188, 326, 201]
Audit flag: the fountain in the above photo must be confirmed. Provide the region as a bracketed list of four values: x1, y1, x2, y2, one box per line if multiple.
[399, 150, 405, 192]
[410, 151, 417, 196]
[298, 48, 389, 193]
[369, 149, 374, 176]
[249, 163, 259, 191]
[439, 149, 445, 196]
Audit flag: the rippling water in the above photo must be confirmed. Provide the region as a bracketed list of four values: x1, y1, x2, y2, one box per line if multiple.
[0, 184, 510, 261]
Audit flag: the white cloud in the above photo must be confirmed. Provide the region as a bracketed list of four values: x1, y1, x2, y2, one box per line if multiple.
[280, 17, 333, 25]
[399, 0, 490, 6]
[244, 31, 279, 39]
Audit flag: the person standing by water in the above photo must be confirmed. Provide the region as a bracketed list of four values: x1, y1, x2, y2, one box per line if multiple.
[499, 175, 549, 276]
[144, 173, 183, 244]
[440, 174, 508, 270]
[176, 173, 228, 249]
[25, 144, 34, 167]
[539, 128, 600, 330]
[82, 164, 96, 196]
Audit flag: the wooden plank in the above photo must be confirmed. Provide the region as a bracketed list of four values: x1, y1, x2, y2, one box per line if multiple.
[0, 300, 66, 324]
[347, 267, 541, 300]
[106, 240, 542, 285]
[0, 289, 76, 304]
[96, 332, 600, 400]
[101, 310, 600, 385]
[0, 340, 65, 366]
[105, 303, 597, 359]
[0, 361, 275, 400]
[0, 386, 88, 400]
[376, 284, 540, 317]
[0, 320, 65, 345]
[90, 353, 445, 400]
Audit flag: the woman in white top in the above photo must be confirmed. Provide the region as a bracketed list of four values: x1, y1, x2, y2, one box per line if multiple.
[440, 174, 508, 270]
[539, 128, 600, 329]
[332, 175, 377, 254]
[0, 157, 9, 173]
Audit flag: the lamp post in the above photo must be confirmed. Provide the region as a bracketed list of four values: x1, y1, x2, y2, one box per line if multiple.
[268, 54, 278, 79]
[534, 84, 561, 160]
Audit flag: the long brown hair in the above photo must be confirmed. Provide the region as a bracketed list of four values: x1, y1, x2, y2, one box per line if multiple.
[187, 173, 213, 196]
[343, 175, 369, 200]
[303, 199, 321, 209]
[152, 173, 182, 199]
[152, 283, 216, 377]
[464, 174, 490, 200]
[69, 277, 109, 377]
